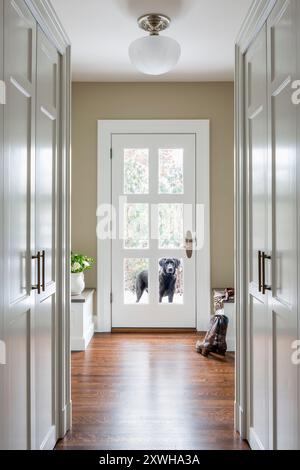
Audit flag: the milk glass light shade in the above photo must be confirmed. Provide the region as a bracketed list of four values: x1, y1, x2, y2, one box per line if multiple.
[129, 35, 181, 76]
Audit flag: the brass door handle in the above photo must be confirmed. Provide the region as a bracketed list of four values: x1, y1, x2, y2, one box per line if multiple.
[262, 251, 271, 295]
[185, 231, 193, 259]
[32, 252, 41, 294]
[41, 250, 45, 292]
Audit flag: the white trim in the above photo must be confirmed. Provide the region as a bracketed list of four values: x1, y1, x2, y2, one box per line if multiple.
[59, 401, 72, 441]
[97, 120, 210, 333]
[0, 0, 4, 449]
[56, 44, 72, 441]
[249, 428, 265, 451]
[297, 0, 300, 454]
[24, 0, 70, 53]
[234, 0, 277, 446]
[234, 403, 246, 437]
[71, 322, 94, 351]
[236, 0, 277, 53]
[227, 338, 236, 352]
[40, 426, 56, 451]
[0, 80, 5, 105]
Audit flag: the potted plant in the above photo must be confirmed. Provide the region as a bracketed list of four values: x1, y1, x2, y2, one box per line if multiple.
[71, 252, 94, 296]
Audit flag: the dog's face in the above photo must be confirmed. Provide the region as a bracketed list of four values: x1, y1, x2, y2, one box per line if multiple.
[159, 258, 181, 275]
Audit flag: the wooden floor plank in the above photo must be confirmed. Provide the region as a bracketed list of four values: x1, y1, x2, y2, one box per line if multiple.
[56, 333, 249, 450]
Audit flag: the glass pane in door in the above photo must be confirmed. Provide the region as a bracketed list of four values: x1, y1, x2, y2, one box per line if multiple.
[158, 204, 184, 249]
[124, 148, 149, 194]
[124, 203, 149, 249]
[158, 258, 183, 304]
[124, 258, 149, 304]
[159, 149, 184, 194]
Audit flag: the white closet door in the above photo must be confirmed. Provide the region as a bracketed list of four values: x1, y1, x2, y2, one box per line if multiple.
[246, 0, 299, 450]
[3, 0, 36, 450]
[34, 26, 59, 450]
[246, 25, 270, 450]
[267, 0, 298, 450]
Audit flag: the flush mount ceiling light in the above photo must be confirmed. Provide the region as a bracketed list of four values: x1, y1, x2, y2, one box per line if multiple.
[129, 14, 181, 76]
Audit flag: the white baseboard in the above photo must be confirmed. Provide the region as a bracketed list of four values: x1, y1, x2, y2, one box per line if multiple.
[71, 323, 94, 351]
[235, 402, 247, 438]
[58, 400, 72, 439]
[93, 315, 98, 331]
[249, 427, 265, 450]
[40, 425, 56, 450]
[227, 338, 236, 352]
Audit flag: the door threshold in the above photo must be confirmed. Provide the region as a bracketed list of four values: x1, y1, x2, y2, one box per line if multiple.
[111, 328, 198, 334]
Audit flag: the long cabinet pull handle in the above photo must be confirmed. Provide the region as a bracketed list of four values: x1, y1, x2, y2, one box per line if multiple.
[185, 230, 193, 259]
[262, 251, 272, 295]
[41, 250, 46, 292]
[32, 252, 41, 294]
[258, 251, 262, 292]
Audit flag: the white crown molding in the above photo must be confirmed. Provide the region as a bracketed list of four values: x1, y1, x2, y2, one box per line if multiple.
[24, 0, 71, 53]
[236, 0, 276, 52]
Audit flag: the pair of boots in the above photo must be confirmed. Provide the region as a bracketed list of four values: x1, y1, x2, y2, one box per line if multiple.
[196, 313, 229, 357]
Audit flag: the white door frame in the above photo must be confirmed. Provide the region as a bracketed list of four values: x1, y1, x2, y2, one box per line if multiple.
[97, 120, 210, 333]
[234, 0, 277, 440]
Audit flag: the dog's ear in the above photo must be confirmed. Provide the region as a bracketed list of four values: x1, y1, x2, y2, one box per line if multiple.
[174, 259, 181, 269]
[159, 258, 167, 267]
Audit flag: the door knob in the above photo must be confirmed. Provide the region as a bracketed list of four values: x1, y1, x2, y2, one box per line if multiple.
[185, 231, 193, 259]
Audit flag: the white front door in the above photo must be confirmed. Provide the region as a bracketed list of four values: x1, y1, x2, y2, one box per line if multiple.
[111, 133, 196, 328]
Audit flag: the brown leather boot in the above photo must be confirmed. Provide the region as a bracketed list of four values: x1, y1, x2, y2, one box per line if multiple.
[196, 315, 220, 356]
[215, 314, 229, 355]
[196, 314, 229, 357]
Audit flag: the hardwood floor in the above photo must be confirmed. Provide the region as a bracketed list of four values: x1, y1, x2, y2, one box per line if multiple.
[56, 333, 249, 450]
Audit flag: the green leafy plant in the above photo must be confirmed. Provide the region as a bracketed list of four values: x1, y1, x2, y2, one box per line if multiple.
[71, 252, 94, 274]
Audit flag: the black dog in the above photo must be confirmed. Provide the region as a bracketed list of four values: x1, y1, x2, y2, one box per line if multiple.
[136, 258, 181, 303]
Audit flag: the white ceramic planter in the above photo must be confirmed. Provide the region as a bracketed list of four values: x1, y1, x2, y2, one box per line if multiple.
[71, 272, 85, 296]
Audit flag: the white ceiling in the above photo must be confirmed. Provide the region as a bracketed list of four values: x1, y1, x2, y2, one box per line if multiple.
[51, 0, 253, 82]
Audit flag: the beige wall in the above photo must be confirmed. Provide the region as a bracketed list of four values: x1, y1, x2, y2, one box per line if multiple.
[72, 82, 234, 290]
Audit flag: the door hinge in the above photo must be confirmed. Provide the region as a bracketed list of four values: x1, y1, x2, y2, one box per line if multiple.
[0, 80, 6, 105]
[110, 148, 113, 160]
[110, 292, 113, 304]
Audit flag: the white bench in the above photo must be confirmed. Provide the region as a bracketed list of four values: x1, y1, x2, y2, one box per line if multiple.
[223, 301, 235, 352]
[213, 288, 236, 352]
[71, 289, 95, 351]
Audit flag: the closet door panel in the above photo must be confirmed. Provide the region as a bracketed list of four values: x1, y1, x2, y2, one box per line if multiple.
[273, 87, 297, 304]
[35, 26, 59, 450]
[246, 24, 270, 450]
[3, 0, 36, 450]
[249, 111, 268, 287]
[249, 296, 269, 448]
[268, 0, 298, 450]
